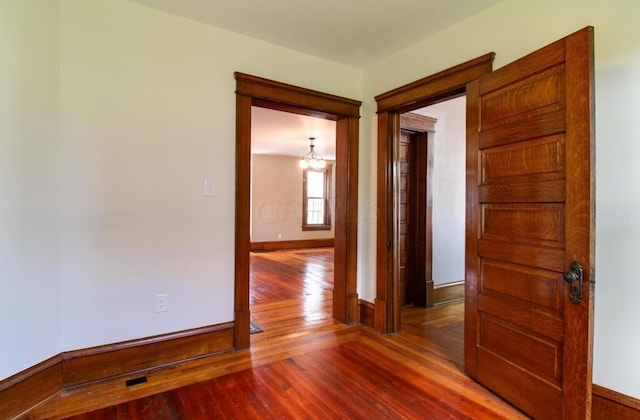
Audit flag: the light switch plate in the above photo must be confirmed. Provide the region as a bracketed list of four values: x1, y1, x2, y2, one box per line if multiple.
[204, 180, 216, 197]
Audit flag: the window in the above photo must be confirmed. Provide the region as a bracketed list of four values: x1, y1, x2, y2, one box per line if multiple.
[302, 166, 332, 230]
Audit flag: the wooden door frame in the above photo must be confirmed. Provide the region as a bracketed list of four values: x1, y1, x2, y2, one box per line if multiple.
[399, 115, 436, 307]
[373, 54, 495, 334]
[234, 73, 361, 348]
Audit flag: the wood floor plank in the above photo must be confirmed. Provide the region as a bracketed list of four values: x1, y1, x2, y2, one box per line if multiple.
[28, 248, 525, 420]
[250, 248, 334, 305]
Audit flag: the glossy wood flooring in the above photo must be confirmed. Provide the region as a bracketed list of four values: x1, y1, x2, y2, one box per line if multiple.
[30, 248, 525, 420]
[249, 248, 334, 305]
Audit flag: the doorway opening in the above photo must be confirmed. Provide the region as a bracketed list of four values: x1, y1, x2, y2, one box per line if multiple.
[374, 54, 495, 334]
[234, 73, 361, 349]
[397, 98, 467, 369]
[249, 106, 337, 331]
[400, 96, 466, 312]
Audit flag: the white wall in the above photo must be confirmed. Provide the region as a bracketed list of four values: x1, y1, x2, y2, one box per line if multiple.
[251, 155, 335, 242]
[361, 0, 640, 400]
[1, 0, 362, 380]
[56, 0, 361, 351]
[417, 97, 466, 286]
[0, 1, 61, 380]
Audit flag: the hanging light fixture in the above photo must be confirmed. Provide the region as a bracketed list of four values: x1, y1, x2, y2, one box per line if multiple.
[299, 137, 326, 169]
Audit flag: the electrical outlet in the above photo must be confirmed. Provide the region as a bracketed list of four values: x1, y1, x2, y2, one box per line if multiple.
[155, 294, 168, 312]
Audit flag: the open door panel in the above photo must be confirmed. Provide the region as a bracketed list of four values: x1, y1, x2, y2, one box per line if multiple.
[465, 27, 594, 419]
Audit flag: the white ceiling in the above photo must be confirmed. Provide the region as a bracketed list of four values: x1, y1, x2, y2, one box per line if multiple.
[125, 0, 500, 157]
[125, 0, 501, 68]
[251, 107, 337, 159]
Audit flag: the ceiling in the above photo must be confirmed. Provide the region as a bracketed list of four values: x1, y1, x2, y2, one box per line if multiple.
[125, 0, 501, 68]
[251, 107, 337, 160]
[125, 0, 500, 157]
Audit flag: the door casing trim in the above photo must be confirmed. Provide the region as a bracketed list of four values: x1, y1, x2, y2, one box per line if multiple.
[373, 54, 495, 334]
[234, 73, 361, 348]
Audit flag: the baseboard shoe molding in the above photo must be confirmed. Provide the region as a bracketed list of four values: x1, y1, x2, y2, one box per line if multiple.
[0, 322, 234, 419]
[592, 383, 640, 418]
[433, 281, 465, 305]
[359, 299, 375, 328]
[250, 238, 334, 252]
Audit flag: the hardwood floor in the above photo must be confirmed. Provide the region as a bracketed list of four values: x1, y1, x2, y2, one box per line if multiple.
[28, 248, 525, 419]
[250, 248, 334, 305]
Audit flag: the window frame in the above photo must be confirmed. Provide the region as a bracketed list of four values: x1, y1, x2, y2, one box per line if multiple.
[302, 165, 332, 231]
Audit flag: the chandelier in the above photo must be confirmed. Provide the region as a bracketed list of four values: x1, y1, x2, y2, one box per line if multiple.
[298, 137, 326, 169]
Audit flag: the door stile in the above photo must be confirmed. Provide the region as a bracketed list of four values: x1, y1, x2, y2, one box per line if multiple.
[464, 79, 481, 378]
[562, 27, 595, 419]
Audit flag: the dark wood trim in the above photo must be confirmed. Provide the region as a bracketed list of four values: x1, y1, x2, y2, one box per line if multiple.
[400, 112, 437, 132]
[0, 323, 234, 418]
[374, 54, 494, 334]
[301, 225, 331, 232]
[250, 239, 334, 252]
[592, 384, 640, 419]
[358, 300, 375, 329]
[375, 53, 495, 113]
[423, 133, 435, 307]
[401, 114, 435, 308]
[236, 73, 361, 119]
[235, 92, 252, 350]
[375, 111, 400, 334]
[333, 116, 361, 324]
[463, 78, 481, 379]
[432, 281, 465, 305]
[62, 323, 234, 388]
[563, 27, 596, 418]
[235, 73, 361, 343]
[0, 355, 62, 420]
[405, 130, 427, 307]
[302, 164, 333, 231]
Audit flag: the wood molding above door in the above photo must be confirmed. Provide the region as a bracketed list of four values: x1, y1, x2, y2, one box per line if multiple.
[234, 73, 361, 349]
[374, 54, 495, 334]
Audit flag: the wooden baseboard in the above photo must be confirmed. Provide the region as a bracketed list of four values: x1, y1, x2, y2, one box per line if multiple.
[250, 238, 333, 252]
[593, 384, 640, 419]
[359, 300, 375, 328]
[374, 299, 388, 333]
[62, 322, 234, 388]
[0, 322, 234, 419]
[426, 280, 435, 307]
[0, 355, 63, 420]
[433, 281, 464, 304]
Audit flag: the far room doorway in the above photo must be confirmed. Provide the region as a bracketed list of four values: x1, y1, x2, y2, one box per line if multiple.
[399, 96, 466, 310]
[398, 97, 467, 368]
[374, 54, 495, 335]
[234, 73, 361, 349]
[249, 106, 337, 333]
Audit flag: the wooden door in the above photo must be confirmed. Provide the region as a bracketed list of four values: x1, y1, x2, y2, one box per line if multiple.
[407, 131, 429, 308]
[398, 130, 411, 306]
[399, 114, 436, 308]
[464, 27, 594, 419]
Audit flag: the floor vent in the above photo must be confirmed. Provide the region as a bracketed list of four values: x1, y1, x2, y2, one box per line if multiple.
[125, 376, 148, 387]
